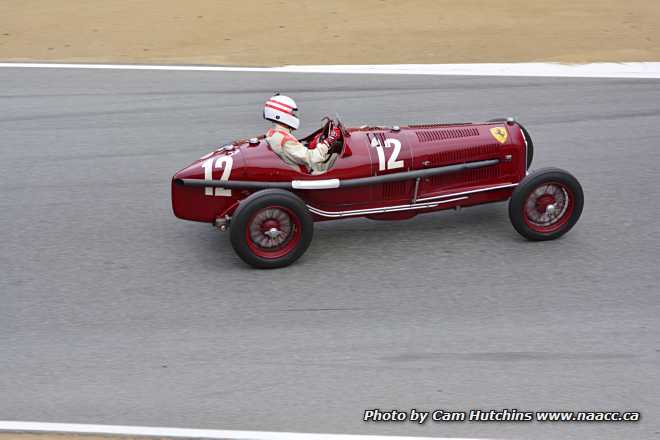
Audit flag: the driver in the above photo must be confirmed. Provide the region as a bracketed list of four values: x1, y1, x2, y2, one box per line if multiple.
[264, 94, 341, 174]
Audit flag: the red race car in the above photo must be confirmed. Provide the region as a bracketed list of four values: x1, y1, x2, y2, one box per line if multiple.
[172, 117, 584, 268]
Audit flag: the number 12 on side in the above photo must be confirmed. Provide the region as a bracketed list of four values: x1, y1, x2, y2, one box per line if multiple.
[370, 137, 404, 171]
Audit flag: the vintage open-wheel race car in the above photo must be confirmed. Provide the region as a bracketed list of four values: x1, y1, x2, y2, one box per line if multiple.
[172, 117, 584, 268]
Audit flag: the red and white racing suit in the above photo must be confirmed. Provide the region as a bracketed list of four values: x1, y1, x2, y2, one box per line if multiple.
[266, 125, 332, 174]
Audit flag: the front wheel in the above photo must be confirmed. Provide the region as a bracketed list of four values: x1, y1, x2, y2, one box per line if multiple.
[509, 168, 584, 241]
[230, 189, 314, 268]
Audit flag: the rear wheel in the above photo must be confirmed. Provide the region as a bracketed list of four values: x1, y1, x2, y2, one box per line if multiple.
[509, 168, 583, 241]
[230, 189, 313, 268]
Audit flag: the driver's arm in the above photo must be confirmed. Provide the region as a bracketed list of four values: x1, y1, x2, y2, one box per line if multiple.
[281, 136, 330, 167]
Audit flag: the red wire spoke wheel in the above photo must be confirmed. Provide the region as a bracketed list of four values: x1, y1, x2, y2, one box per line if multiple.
[523, 182, 574, 233]
[509, 168, 584, 241]
[246, 206, 301, 259]
[230, 189, 314, 268]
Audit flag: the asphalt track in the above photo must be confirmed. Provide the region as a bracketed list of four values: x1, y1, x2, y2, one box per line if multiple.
[1, 67, 659, 440]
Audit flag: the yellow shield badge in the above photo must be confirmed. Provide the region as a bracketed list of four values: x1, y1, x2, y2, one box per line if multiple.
[490, 127, 508, 144]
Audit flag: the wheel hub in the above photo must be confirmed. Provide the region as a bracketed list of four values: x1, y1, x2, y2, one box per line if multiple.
[248, 207, 293, 249]
[535, 194, 556, 214]
[264, 227, 282, 239]
[261, 219, 280, 232]
[525, 183, 569, 226]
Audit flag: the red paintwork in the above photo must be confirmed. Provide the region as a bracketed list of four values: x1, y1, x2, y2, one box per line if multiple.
[171, 121, 528, 224]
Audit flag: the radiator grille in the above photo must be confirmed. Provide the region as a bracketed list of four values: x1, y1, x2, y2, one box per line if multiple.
[408, 123, 473, 129]
[416, 127, 480, 142]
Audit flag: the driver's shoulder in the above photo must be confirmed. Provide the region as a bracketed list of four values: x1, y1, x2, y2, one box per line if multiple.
[267, 128, 297, 143]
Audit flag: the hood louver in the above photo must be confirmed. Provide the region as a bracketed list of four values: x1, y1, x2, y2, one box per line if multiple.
[416, 127, 480, 142]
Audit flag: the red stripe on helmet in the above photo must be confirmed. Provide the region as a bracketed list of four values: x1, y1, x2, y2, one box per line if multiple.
[268, 98, 296, 110]
[265, 102, 294, 115]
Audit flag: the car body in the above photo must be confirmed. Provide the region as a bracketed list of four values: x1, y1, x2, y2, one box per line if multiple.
[172, 117, 583, 268]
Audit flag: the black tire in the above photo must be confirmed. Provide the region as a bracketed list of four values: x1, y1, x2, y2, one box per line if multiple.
[519, 123, 534, 170]
[230, 189, 314, 269]
[509, 167, 584, 241]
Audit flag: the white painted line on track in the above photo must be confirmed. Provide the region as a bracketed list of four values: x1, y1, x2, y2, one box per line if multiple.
[1, 62, 660, 78]
[0, 421, 491, 440]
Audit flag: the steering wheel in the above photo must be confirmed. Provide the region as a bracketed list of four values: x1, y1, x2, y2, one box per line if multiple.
[320, 116, 333, 139]
[320, 116, 343, 154]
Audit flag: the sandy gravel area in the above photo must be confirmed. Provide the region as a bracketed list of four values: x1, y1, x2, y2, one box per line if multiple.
[1, 0, 659, 65]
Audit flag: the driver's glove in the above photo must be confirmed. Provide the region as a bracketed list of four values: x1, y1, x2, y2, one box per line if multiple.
[326, 127, 342, 146]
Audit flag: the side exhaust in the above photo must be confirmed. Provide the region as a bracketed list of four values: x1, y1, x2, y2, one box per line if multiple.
[176, 159, 500, 191]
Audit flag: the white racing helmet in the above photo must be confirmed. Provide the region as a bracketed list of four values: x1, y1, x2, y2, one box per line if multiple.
[263, 94, 299, 130]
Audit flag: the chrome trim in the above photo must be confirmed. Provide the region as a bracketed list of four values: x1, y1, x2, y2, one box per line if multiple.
[292, 179, 340, 190]
[412, 177, 420, 204]
[307, 197, 468, 218]
[415, 183, 518, 203]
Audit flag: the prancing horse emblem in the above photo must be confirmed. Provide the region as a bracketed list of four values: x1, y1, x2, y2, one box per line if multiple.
[490, 127, 508, 144]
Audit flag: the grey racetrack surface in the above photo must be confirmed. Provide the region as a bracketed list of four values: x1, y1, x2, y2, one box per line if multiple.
[1, 67, 660, 440]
